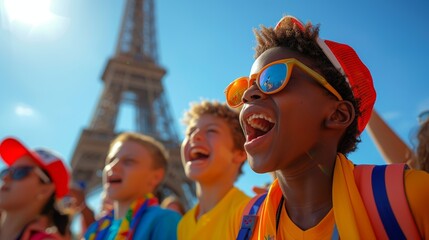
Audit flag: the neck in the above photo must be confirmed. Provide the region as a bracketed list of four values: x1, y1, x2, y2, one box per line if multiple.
[277, 150, 337, 230]
[0, 207, 41, 239]
[195, 179, 234, 220]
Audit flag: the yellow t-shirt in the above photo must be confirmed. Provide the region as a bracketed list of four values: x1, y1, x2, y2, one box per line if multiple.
[177, 187, 250, 240]
[251, 158, 429, 239]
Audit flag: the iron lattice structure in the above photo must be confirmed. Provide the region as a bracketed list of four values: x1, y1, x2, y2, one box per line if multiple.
[70, 0, 195, 208]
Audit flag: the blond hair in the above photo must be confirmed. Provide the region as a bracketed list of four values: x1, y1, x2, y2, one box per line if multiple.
[110, 132, 169, 171]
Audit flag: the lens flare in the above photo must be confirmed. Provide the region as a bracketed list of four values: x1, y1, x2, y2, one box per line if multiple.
[4, 0, 52, 26]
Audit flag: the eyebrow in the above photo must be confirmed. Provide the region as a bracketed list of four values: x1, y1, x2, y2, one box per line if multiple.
[206, 123, 221, 128]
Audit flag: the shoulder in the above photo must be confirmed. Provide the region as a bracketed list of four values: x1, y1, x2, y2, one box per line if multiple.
[141, 206, 181, 225]
[228, 187, 251, 207]
[213, 187, 251, 221]
[83, 220, 102, 239]
[20, 219, 62, 240]
[178, 205, 197, 237]
[179, 205, 197, 225]
[404, 169, 429, 201]
[405, 168, 429, 184]
[24, 231, 62, 240]
[404, 169, 429, 206]
[134, 206, 180, 240]
[27, 232, 61, 240]
[404, 169, 429, 238]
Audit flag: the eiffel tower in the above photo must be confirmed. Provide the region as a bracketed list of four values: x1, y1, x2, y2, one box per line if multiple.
[70, 0, 194, 207]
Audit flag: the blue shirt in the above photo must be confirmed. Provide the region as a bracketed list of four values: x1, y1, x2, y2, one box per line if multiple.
[84, 206, 181, 240]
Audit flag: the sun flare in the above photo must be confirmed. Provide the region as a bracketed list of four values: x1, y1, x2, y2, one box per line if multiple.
[4, 0, 52, 26]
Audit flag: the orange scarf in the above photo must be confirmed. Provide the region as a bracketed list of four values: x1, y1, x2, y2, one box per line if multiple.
[332, 153, 376, 239]
[253, 154, 376, 239]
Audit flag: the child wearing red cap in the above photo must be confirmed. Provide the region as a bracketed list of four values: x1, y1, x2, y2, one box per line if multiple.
[177, 100, 250, 240]
[83, 132, 181, 240]
[224, 16, 429, 239]
[0, 137, 71, 240]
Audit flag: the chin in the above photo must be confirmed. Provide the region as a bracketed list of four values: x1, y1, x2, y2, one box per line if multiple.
[106, 190, 120, 200]
[248, 155, 274, 174]
[185, 171, 203, 182]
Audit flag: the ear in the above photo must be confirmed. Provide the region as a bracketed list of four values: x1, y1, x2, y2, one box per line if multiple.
[37, 183, 55, 201]
[232, 149, 247, 164]
[150, 168, 165, 190]
[325, 101, 355, 131]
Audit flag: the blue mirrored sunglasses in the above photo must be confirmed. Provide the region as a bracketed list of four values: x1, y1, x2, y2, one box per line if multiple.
[0, 166, 51, 183]
[225, 58, 343, 108]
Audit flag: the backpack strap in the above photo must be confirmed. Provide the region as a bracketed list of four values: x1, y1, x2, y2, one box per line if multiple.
[354, 164, 420, 240]
[236, 193, 267, 240]
[384, 164, 420, 239]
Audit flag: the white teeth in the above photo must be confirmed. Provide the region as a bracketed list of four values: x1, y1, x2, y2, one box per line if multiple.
[190, 148, 209, 156]
[247, 114, 274, 123]
[189, 147, 209, 161]
[246, 114, 274, 132]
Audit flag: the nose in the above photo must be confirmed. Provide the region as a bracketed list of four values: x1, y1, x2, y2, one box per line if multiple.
[1, 171, 12, 182]
[242, 82, 266, 104]
[189, 128, 204, 142]
[104, 157, 120, 174]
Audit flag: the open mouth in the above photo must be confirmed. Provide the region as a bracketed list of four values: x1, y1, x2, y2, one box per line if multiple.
[107, 177, 122, 184]
[189, 147, 210, 161]
[245, 113, 275, 142]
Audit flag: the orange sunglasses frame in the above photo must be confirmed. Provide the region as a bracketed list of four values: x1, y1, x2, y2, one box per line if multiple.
[224, 58, 343, 108]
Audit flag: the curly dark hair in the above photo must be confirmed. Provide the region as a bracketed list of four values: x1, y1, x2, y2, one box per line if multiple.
[253, 17, 361, 154]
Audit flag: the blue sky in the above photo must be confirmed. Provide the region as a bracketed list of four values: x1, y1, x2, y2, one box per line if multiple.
[1, 0, 428, 210]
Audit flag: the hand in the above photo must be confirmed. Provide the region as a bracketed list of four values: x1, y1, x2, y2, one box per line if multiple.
[59, 187, 87, 215]
[67, 187, 86, 209]
[252, 185, 269, 195]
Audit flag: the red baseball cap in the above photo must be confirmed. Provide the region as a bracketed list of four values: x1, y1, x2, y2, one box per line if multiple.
[0, 137, 70, 198]
[275, 16, 376, 134]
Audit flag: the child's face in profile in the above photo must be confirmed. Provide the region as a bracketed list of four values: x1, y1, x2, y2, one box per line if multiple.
[181, 114, 240, 183]
[0, 156, 53, 210]
[239, 47, 337, 173]
[103, 140, 163, 202]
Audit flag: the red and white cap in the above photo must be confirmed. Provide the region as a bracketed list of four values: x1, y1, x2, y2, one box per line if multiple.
[275, 16, 376, 134]
[0, 137, 70, 198]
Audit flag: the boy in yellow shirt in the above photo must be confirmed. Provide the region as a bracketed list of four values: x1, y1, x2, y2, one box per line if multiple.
[224, 15, 429, 239]
[178, 100, 250, 240]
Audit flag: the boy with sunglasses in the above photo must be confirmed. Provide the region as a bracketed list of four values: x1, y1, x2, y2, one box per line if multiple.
[225, 16, 429, 239]
[177, 100, 250, 240]
[84, 132, 181, 240]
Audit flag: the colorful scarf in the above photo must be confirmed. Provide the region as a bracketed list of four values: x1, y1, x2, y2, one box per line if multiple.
[87, 193, 159, 240]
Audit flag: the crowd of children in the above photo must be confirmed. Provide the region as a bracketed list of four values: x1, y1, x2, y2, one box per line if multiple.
[1, 14, 429, 239]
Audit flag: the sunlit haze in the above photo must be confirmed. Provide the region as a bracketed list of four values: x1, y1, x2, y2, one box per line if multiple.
[4, 0, 53, 26]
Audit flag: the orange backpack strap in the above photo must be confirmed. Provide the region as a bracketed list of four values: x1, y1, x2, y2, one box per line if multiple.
[354, 164, 421, 239]
[236, 193, 267, 240]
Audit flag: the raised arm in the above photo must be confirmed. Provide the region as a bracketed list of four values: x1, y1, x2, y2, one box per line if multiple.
[366, 110, 416, 167]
